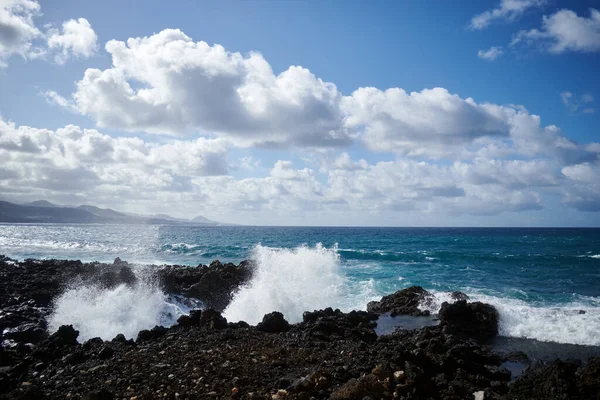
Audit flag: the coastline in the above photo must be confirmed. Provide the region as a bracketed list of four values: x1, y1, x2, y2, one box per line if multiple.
[1, 256, 599, 399]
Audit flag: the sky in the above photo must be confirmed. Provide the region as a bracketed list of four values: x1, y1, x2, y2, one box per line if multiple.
[0, 0, 599, 226]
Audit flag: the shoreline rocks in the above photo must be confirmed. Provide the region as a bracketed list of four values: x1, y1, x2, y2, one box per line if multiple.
[366, 286, 433, 316]
[1, 256, 599, 399]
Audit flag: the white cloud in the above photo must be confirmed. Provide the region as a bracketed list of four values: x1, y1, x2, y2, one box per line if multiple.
[2, 116, 600, 222]
[48, 29, 600, 166]
[0, 117, 231, 198]
[560, 91, 595, 115]
[0, 0, 97, 67]
[46, 18, 97, 64]
[59, 29, 348, 148]
[512, 8, 600, 53]
[478, 46, 504, 60]
[341, 86, 512, 158]
[0, 0, 41, 66]
[470, 0, 546, 30]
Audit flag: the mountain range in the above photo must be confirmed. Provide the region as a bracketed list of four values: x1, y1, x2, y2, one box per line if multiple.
[0, 200, 224, 225]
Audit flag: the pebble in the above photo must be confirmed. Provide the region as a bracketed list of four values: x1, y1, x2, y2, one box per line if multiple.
[473, 391, 485, 400]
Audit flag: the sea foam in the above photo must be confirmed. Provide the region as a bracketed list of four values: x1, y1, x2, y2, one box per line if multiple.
[224, 244, 360, 324]
[48, 272, 191, 342]
[421, 290, 600, 346]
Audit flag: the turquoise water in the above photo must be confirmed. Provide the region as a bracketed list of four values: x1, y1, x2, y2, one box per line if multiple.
[1, 224, 599, 345]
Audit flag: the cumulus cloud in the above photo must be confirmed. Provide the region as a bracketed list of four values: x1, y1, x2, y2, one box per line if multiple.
[0, 117, 231, 199]
[478, 46, 504, 60]
[511, 8, 600, 53]
[0, 0, 97, 67]
[470, 0, 546, 30]
[560, 91, 595, 115]
[342, 87, 513, 158]
[48, 29, 600, 166]
[55, 29, 348, 148]
[0, 0, 41, 66]
[2, 116, 600, 222]
[46, 18, 97, 64]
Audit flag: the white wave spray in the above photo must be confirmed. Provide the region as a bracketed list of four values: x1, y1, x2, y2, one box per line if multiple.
[421, 290, 600, 346]
[224, 244, 371, 325]
[48, 272, 191, 342]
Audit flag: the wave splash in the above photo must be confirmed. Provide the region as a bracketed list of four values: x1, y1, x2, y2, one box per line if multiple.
[224, 244, 364, 325]
[48, 271, 193, 342]
[421, 290, 600, 346]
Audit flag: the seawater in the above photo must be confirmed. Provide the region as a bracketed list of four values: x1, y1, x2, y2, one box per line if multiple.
[1, 224, 599, 346]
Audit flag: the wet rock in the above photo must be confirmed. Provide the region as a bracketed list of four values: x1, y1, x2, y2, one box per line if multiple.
[199, 309, 228, 329]
[508, 359, 581, 400]
[298, 308, 377, 342]
[176, 309, 203, 328]
[577, 357, 600, 400]
[117, 266, 136, 287]
[50, 325, 79, 346]
[136, 326, 168, 342]
[2, 323, 46, 344]
[256, 312, 290, 333]
[439, 300, 499, 340]
[159, 260, 254, 311]
[450, 291, 469, 301]
[366, 286, 432, 316]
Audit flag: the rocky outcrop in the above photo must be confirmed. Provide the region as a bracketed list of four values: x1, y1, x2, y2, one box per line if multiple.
[439, 300, 499, 341]
[158, 260, 254, 311]
[297, 307, 378, 342]
[366, 286, 433, 316]
[1, 257, 598, 400]
[256, 311, 290, 333]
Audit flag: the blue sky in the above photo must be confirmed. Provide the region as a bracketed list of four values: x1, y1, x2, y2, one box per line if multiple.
[0, 0, 599, 226]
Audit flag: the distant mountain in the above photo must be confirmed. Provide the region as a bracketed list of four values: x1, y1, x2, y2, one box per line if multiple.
[0, 200, 227, 225]
[0, 201, 104, 223]
[29, 200, 60, 208]
[77, 205, 130, 220]
[192, 215, 215, 224]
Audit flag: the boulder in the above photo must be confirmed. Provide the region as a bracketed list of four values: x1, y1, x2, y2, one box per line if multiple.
[366, 286, 432, 316]
[50, 324, 79, 346]
[508, 359, 580, 400]
[439, 300, 499, 340]
[2, 323, 47, 344]
[256, 312, 290, 333]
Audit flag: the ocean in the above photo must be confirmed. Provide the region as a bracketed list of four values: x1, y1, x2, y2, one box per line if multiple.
[1, 224, 599, 347]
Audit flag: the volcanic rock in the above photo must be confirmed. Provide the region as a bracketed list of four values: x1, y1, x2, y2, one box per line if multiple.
[366, 286, 432, 316]
[439, 300, 499, 340]
[256, 311, 290, 333]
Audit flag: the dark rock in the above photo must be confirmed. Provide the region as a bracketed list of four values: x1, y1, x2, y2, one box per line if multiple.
[159, 260, 254, 311]
[111, 334, 126, 343]
[2, 323, 46, 344]
[32, 362, 46, 372]
[256, 312, 290, 333]
[117, 266, 136, 287]
[198, 309, 228, 329]
[50, 325, 79, 346]
[97, 346, 114, 360]
[136, 326, 168, 342]
[450, 291, 469, 301]
[298, 308, 378, 342]
[366, 286, 432, 316]
[439, 300, 499, 340]
[83, 388, 114, 400]
[330, 374, 390, 400]
[176, 309, 203, 327]
[578, 357, 600, 400]
[508, 359, 581, 400]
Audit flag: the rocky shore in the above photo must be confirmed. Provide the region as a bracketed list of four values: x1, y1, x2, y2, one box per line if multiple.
[1, 256, 599, 399]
